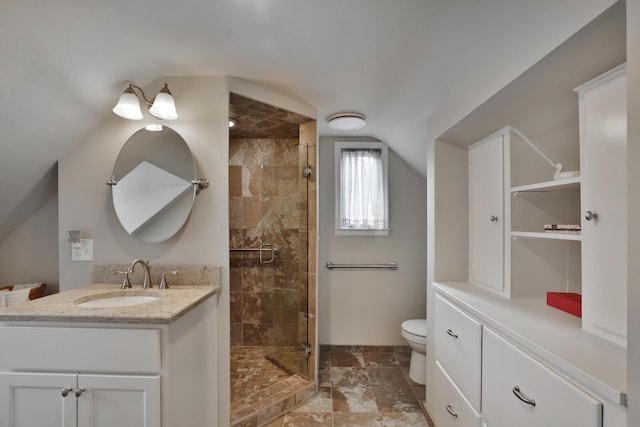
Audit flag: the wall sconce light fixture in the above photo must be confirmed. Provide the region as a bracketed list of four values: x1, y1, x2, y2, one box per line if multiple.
[113, 83, 178, 120]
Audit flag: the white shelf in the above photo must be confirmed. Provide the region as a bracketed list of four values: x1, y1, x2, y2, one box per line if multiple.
[511, 231, 582, 241]
[511, 177, 580, 193]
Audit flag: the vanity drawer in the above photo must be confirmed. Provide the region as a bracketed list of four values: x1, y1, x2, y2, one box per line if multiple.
[433, 361, 481, 427]
[0, 326, 161, 374]
[482, 328, 602, 427]
[435, 293, 482, 411]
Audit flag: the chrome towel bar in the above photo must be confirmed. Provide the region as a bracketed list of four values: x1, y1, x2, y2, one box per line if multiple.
[326, 261, 398, 270]
[230, 243, 280, 264]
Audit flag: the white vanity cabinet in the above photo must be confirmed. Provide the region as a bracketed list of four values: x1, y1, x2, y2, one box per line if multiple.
[0, 372, 160, 427]
[0, 289, 218, 427]
[433, 283, 627, 427]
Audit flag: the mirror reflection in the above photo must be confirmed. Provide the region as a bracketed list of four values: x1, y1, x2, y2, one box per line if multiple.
[110, 126, 197, 243]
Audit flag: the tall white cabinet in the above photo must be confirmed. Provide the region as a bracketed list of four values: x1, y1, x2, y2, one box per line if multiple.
[577, 64, 628, 346]
[468, 134, 508, 295]
[430, 64, 628, 427]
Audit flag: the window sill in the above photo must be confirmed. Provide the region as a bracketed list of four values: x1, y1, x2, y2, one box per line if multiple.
[334, 228, 390, 237]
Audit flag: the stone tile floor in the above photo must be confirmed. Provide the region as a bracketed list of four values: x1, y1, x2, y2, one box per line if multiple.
[230, 346, 315, 426]
[264, 345, 433, 427]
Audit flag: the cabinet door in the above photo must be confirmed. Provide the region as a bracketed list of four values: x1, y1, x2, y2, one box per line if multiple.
[77, 374, 160, 427]
[469, 134, 505, 292]
[0, 372, 77, 427]
[579, 65, 627, 345]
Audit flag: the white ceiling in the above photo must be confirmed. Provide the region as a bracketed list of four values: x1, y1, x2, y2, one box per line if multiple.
[0, 0, 618, 242]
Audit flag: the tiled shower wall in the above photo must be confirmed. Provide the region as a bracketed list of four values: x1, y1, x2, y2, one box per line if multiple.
[229, 134, 315, 376]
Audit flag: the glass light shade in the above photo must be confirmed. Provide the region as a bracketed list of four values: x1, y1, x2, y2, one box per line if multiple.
[113, 90, 143, 120]
[149, 91, 178, 120]
[327, 113, 366, 131]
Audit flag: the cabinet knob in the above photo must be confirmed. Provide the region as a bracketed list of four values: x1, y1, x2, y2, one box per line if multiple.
[445, 404, 458, 418]
[446, 329, 459, 339]
[584, 210, 598, 221]
[512, 386, 536, 406]
[75, 387, 86, 397]
[490, 215, 499, 223]
[61, 387, 73, 397]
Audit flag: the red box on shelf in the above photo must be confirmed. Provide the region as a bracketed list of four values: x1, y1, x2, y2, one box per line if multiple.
[546, 292, 582, 317]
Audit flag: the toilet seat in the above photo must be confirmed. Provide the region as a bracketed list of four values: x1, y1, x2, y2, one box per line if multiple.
[401, 319, 427, 344]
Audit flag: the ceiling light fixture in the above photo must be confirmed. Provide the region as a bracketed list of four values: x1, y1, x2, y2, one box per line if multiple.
[113, 83, 178, 120]
[229, 118, 237, 128]
[327, 113, 366, 131]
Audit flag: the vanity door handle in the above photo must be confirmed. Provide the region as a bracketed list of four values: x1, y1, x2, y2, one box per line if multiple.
[512, 385, 536, 407]
[75, 387, 86, 397]
[446, 329, 458, 339]
[61, 387, 73, 397]
[445, 404, 458, 418]
[490, 215, 499, 223]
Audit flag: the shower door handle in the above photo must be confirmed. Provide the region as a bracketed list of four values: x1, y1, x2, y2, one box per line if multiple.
[259, 243, 278, 264]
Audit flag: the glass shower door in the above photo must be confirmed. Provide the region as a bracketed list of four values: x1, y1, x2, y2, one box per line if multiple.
[264, 142, 309, 377]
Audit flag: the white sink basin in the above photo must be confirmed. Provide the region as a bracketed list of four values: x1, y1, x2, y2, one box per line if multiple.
[75, 292, 161, 308]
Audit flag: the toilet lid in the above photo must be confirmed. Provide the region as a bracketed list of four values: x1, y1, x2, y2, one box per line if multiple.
[402, 319, 426, 337]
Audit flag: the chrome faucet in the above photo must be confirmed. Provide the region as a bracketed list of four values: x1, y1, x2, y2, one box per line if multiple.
[128, 259, 152, 289]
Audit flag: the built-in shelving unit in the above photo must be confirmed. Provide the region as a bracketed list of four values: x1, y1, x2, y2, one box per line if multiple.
[511, 177, 582, 242]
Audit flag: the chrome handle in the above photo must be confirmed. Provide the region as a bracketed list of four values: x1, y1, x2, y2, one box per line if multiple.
[445, 404, 458, 418]
[259, 243, 278, 264]
[75, 387, 86, 397]
[117, 270, 131, 289]
[585, 210, 598, 221]
[446, 329, 458, 339]
[512, 386, 536, 407]
[61, 387, 73, 397]
[159, 270, 177, 290]
[490, 215, 499, 223]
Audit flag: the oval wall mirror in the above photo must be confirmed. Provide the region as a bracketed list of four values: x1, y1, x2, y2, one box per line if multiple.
[110, 126, 199, 243]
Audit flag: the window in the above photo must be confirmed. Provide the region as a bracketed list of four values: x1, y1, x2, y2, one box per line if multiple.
[335, 141, 389, 236]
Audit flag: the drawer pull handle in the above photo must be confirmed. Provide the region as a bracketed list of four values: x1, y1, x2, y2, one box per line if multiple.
[446, 329, 458, 339]
[512, 386, 536, 407]
[445, 404, 458, 418]
[61, 387, 73, 397]
[75, 387, 86, 397]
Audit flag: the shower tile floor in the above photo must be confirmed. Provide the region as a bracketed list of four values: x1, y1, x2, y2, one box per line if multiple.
[231, 346, 315, 427]
[263, 346, 433, 427]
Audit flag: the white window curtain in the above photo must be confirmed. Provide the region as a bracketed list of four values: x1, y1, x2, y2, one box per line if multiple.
[340, 148, 384, 229]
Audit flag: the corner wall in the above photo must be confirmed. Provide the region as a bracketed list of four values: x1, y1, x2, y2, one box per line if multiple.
[317, 137, 427, 346]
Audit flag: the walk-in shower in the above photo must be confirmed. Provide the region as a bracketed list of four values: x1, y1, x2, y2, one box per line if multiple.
[228, 93, 317, 426]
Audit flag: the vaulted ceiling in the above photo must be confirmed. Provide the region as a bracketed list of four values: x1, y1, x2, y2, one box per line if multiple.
[0, 0, 619, 242]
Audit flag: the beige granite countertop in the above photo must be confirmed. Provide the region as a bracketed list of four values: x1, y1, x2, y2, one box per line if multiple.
[0, 283, 220, 324]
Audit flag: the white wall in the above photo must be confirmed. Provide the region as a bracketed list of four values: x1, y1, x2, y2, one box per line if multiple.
[0, 195, 59, 293]
[627, 1, 639, 425]
[318, 137, 427, 346]
[58, 76, 230, 289]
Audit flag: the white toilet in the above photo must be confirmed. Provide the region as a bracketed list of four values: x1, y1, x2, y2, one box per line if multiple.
[401, 319, 427, 385]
